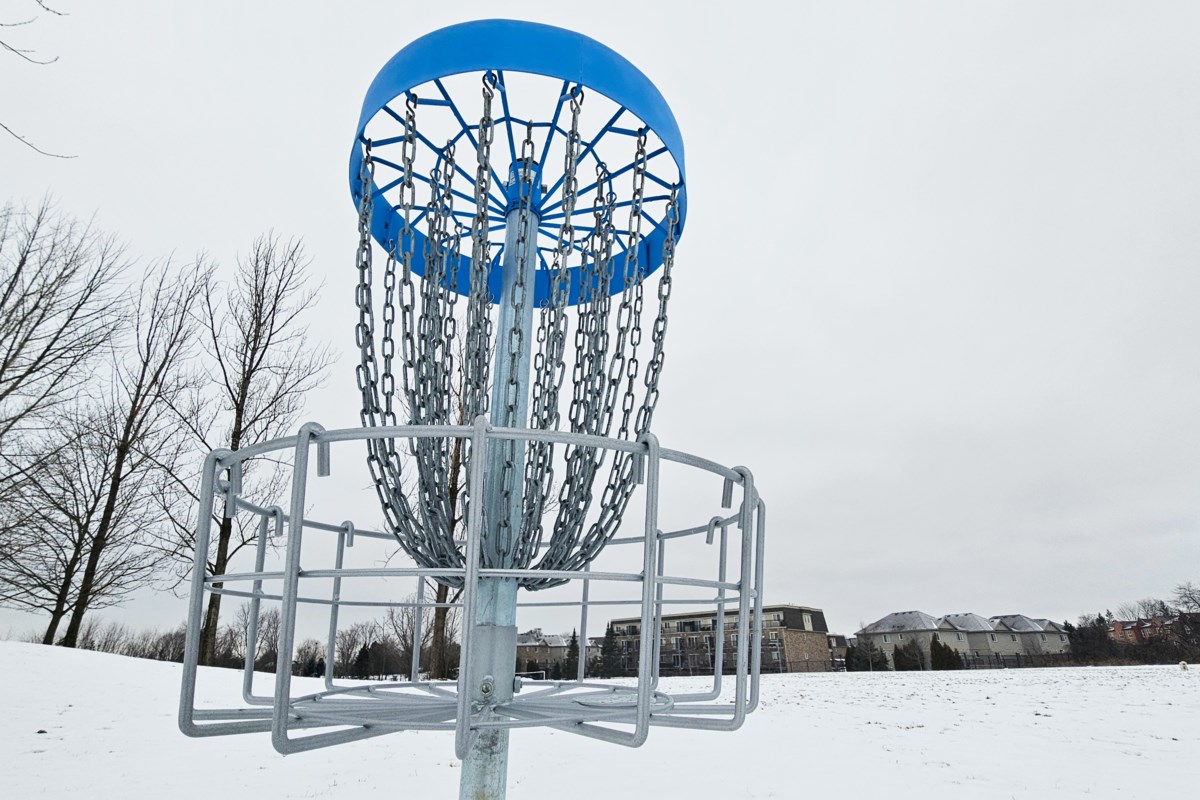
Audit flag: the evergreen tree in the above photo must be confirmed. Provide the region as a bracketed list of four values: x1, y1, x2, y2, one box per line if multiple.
[846, 639, 890, 671]
[563, 629, 580, 680]
[599, 625, 621, 678]
[353, 644, 371, 678]
[930, 636, 962, 670]
[551, 660, 562, 680]
[892, 639, 924, 671]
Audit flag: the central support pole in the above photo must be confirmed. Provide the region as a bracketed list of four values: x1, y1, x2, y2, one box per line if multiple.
[460, 164, 540, 800]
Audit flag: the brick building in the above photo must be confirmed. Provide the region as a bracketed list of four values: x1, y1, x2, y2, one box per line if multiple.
[1108, 613, 1200, 647]
[607, 604, 834, 675]
[516, 629, 571, 674]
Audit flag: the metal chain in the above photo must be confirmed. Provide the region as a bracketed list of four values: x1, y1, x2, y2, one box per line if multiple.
[408, 141, 458, 562]
[518, 85, 585, 568]
[525, 132, 654, 587]
[355, 114, 439, 572]
[524, 161, 614, 586]
[457, 73, 499, 557]
[355, 84, 679, 589]
[488, 121, 537, 568]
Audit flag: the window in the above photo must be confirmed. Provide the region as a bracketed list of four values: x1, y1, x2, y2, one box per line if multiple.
[882, 634, 890, 644]
[768, 631, 778, 640]
[989, 633, 997, 642]
[1040, 634, 1046, 642]
[1010, 634, 1017, 642]
[955, 633, 963, 642]
[802, 613, 813, 631]
[1059, 635, 1065, 642]
[898, 634, 904, 641]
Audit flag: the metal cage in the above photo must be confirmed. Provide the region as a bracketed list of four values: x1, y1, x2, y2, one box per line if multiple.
[178, 419, 765, 755]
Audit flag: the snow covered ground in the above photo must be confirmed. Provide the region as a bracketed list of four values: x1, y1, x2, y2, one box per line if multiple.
[2, 641, 1196, 798]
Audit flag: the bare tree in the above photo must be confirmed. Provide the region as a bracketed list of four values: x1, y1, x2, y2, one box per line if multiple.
[56, 261, 204, 646]
[293, 637, 325, 676]
[0, 404, 164, 642]
[0, 199, 123, 472]
[1, 2, 73, 158]
[383, 595, 460, 677]
[334, 620, 375, 678]
[160, 234, 332, 666]
[1115, 597, 1171, 621]
[73, 616, 130, 654]
[1174, 581, 1200, 613]
[233, 601, 281, 670]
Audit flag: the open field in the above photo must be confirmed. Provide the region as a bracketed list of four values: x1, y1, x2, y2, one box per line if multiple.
[2, 642, 1195, 798]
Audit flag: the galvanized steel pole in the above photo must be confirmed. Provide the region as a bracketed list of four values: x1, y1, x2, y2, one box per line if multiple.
[459, 168, 540, 800]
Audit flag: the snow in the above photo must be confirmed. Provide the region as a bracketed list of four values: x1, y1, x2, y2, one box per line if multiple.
[2, 642, 1197, 798]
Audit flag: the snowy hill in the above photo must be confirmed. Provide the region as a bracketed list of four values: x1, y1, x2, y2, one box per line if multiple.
[2, 642, 1196, 798]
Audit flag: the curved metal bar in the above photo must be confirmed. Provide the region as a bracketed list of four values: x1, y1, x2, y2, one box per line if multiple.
[180, 417, 767, 757]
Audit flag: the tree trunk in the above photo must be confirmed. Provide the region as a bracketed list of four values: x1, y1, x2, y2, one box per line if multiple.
[41, 533, 85, 644]
[199, 514, 234, 665]
[429, 582, 450, 679]
[60, 439, 132, 647]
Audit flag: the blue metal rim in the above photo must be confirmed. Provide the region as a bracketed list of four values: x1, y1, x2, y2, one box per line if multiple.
[349, 19, 687, 306]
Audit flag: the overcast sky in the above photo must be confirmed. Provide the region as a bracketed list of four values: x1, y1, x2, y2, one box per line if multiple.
[4, 1, 1200, 639]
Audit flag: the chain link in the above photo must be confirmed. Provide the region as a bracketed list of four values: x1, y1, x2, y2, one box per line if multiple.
[518, 85, 585, 570]
[355, 83, 680, 589]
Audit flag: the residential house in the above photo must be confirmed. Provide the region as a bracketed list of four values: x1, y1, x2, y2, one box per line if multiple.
[516, 629, 571, 674]
[1107, 613, 1200, 649]
[857, 611, 1072, 669]
[828, 634, 849, 668]
[989, 615, 1070, 656]
[855, 611, 940, 669]
[607, 604, 833, 675]
[938, 612, 997, 656]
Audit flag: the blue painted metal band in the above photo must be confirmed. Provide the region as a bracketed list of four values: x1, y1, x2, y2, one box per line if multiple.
[349, 19, 687, 306]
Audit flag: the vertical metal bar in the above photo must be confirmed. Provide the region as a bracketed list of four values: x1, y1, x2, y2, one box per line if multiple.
[633, 432, 660, 747]
[412, 575, 426, 682]
[729, 467, 755, 730]
[325, 526, 348, 691]
[711, 524, 728, 696]
[459, 179, 539, 800]
[649, 538, 665, 692]
[576, 562, 590, 683]
[178, 450, 226, 735]
[747, 498, 767, 712]
[242, 513, 271, 703]
[455, 415, 490, 759]
[272, 422, 324, 753]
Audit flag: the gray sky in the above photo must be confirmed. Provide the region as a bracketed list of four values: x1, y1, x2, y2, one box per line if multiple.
[4, 1, 1200, 638]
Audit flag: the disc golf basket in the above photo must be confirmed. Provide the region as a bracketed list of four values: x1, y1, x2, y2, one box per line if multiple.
[179, 19, 766, 799]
